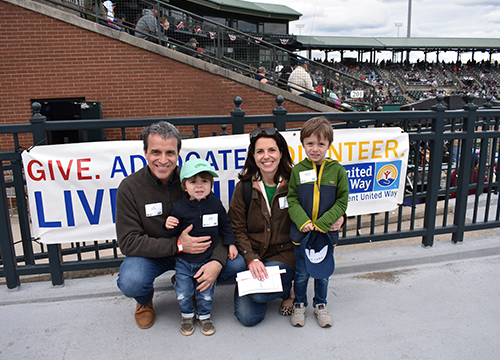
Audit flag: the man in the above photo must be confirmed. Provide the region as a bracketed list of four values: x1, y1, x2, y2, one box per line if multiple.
[181, 38, 205, 59]
[116, 121, 245, 329]
[288, 59, 321, 102]
[135, 7, 169, 44]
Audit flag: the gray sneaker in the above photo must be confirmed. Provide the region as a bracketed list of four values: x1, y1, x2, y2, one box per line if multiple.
[291, 303, 306, 327]
[314, 304, 332, 328]
[197, 318, 215, 336]
[180, 316, 195, 336]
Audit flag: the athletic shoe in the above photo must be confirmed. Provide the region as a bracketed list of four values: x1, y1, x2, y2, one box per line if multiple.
[314, 304, 332, 328]
[291, 303, 306, 327]
[180, 317, 195, 336]
[197, 318, 215, 336]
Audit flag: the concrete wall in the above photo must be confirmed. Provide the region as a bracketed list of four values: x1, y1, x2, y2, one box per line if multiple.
[1, 0, 332, 149]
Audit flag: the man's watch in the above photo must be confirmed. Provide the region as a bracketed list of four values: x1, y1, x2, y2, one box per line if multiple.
[177, 238, 183, 253]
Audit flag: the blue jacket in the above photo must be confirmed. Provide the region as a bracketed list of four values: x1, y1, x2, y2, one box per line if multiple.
[288, 157, 349, 245]
[165, 193, 235, 263]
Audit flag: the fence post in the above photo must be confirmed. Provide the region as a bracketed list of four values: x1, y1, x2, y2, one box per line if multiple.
[30, 102, 65, 286]
[0, 158, 20, 289]
[422, 95, 446, 247]
[452, 95, 478, 243]
[272, 96, 287, 131]
[231, 97, 245, 134]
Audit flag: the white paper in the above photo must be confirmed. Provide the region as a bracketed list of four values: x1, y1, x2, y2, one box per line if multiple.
[236, 266, 285, 297]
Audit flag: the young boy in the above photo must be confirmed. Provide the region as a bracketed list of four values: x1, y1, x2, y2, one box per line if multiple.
[165, 158, 238, 336]
[287, 116, 349, 328]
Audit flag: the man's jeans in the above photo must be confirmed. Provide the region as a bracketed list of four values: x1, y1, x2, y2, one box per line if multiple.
[117, 254, 245, 306]
[293, 245, 331, 308]
[234, 261, 295, 327]
[175, 257, 214, 319]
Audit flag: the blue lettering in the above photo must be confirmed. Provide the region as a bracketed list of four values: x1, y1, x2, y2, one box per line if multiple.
[205, 151, 219, 171]
[227, 179, 235, 205]
[77, 189, 104, 225]
[64, 190, 75, 227]
[185, 152, 201, 162]
[110, 156, 128, 178]
[109, 188, 118, 224]
[213, 181, 220, 199]
[35, 191, 62, 228]
[218, 149, 231, 170]
[130, 155, 146, 174]
[234, 149, 247, 169]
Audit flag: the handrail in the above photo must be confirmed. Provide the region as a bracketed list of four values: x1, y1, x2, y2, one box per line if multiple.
[34, 0, 376, 110]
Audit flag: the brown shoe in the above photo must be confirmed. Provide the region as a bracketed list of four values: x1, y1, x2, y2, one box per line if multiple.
[135, 290, 155, 329]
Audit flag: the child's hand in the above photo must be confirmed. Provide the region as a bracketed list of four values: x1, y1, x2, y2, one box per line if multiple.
[165, 216, 179, 230]
[302, 222, 314, 233]
[228, 244, 238, 260]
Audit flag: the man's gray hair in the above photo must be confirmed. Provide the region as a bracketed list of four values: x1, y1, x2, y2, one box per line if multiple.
[142, 121, 182, 152]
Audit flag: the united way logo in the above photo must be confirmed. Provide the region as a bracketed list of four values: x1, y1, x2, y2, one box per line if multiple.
[373, 161, 401, 191]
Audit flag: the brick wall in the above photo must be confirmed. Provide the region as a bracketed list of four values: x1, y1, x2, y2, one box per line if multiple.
[0, 1, 314, 150]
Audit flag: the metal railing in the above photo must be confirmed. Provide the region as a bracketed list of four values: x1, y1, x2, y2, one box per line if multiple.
[35, 0, 376, 110]
[1, 94, 500, 289]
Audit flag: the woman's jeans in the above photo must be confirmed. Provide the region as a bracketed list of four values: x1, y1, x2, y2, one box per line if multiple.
[117, 254, 245, 306]
[293, 244, 331, 308]
[234, 261, 295, 327]
[175, 257, 214, 319]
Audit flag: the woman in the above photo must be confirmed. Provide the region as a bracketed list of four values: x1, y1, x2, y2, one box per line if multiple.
[229, 127, 295, 326]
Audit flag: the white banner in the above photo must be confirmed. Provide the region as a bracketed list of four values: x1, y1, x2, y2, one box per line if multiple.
[22, 128, 408, 244]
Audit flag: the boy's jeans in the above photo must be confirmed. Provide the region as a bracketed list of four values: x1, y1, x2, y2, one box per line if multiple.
[117, 254, 245, 306]
[175, 257, 215, 319]
[293, 244, 331, 307]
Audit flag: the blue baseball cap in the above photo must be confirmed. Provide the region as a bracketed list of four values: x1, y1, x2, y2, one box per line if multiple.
[300, 231, 335, 279]
[180, 159, 218, 182]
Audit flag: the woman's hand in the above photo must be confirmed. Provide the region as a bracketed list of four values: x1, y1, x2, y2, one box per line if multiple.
[248, 260, 268, 281]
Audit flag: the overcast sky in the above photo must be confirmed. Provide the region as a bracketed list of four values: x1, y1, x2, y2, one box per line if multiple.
[257, 0, 500, 62]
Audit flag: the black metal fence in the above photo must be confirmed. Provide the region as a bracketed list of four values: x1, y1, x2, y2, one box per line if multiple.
[1, 95, 499, 289]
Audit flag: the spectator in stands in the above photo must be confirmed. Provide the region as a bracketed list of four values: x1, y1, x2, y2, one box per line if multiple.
[135, 7, 169, 45]
[449, 155, 488, 199]
[288, 60, 321, 102]
[181, 38, 205, 60]
[277, 65, 293, 90]
[255, 67, 268, 83]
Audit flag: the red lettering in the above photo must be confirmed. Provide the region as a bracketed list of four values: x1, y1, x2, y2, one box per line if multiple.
[57, 160, 73, 181]
[77, 158, 92, 180]
[27, 160, 46, 181]
[48, 160, 55, 180]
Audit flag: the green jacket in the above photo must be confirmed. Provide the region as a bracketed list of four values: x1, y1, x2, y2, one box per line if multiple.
[288, 157, 349, 245]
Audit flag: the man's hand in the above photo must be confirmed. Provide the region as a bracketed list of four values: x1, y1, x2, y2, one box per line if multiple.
[179, 224, 211, 254]
[194, 261, 222, 292]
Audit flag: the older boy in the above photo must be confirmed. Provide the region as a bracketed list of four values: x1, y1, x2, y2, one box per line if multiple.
[287, 116, 349, 327]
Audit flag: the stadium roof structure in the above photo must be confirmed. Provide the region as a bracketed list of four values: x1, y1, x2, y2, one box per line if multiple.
[295, 36, 500, 54]
[183, 0, 302, 20]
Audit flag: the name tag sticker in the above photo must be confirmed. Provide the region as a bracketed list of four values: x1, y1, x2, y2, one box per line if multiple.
[145, 202, 162, 217]
[203, 213, 218, 227]
[299, 169, 317, 184]
[279, 196, 288, 209]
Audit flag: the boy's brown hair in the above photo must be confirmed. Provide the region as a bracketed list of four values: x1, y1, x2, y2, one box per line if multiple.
[300, 116, 333, 145]
[180, 171, 214, 192]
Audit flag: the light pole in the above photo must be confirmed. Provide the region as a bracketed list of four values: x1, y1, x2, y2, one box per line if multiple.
[295, 24, 304, 35]
[394, 22, 403, 37]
